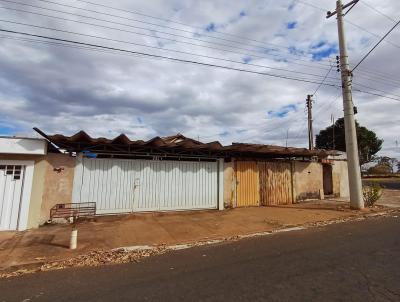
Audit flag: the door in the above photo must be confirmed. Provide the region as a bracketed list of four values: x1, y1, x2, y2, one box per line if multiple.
[323, 164, 333, 195]
[73, 158, 219, 214]
[259, 162, 293, 206]
[235, 161, 259, 207]
[0, 165, 25, 230]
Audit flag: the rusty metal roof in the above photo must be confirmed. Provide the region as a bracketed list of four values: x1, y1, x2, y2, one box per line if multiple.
[34, 127, 334, 158]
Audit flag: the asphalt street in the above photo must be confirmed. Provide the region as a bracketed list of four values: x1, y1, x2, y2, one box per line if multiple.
[1, 215, 399, 302]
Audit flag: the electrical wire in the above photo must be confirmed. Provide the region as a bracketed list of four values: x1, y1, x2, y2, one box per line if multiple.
[0, 19, 342, 83]
[311, 65, 334, 96]
[352, 19, 400, 71]
[294, 0, 400, 50]
[294, 1, 400, 88]
[345, 19, 400, 49]
[356, 67, 399, 81]
[0, 5, 334, 71]
[293, 0, 325, 12]
[354, 70, 400, 87]
[25, 0, 325, 61]
[0, 28, 343, 86]
[73, 0, 321, 54]
[352, 81, 400, 100]
[360, 0, 397, 23]
[353, 88, 400, 102]
[1, 28, 398, 102]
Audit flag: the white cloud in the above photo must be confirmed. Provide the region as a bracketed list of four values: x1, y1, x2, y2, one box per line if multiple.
[0, 0, 399, 159]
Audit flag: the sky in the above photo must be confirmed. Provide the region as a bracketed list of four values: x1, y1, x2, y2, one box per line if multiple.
[0, 0, 399, 158]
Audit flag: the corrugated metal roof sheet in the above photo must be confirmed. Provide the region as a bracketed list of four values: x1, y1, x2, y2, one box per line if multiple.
[33, 127, 336, 158]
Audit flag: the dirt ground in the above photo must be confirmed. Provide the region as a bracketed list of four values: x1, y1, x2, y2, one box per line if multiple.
[0, 199, 391, 276]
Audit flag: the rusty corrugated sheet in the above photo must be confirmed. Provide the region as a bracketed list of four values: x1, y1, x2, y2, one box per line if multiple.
[235, 161, 259, 207]
[34, 128, 334, 158]
[259, 162, 293, 206]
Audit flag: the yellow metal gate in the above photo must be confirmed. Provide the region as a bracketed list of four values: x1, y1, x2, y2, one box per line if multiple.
[259, 162, 293, 205]
[235, 161, 259, 207]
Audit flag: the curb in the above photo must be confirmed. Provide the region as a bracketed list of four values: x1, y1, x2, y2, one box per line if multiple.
[116, 209, 399, 254]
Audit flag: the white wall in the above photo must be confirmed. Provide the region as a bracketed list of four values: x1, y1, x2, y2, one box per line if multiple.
[0, 137, 47, 155]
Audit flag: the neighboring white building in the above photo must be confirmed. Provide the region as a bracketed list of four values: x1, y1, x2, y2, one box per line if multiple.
[0, 136, 47, 231]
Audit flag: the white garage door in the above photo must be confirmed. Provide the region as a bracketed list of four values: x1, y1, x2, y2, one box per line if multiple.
[0, 165, 25, 230]
[73, 158, 219, 214]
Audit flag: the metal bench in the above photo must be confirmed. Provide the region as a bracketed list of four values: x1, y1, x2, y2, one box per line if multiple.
[50, 202, 96, 222]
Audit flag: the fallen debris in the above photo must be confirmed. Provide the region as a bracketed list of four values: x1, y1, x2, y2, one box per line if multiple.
[1, 208, 398, 279]
[0, 247, 167, 279]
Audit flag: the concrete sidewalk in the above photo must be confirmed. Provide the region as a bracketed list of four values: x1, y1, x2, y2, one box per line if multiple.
[0, 200, 389, 273]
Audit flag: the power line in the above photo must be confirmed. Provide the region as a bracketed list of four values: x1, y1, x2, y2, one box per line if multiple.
[360, 0, 397, 23]
[345, 19, 400, 49]
[293, 0, 325, 12]
[0, 2, 292, 62]
[28, 0, 324, 61]
[294, 0, 400, 49]
[352, 81, 400, 100]
[0, 19, 341, 83]
[343, 0, 359, 16]
[1, 28, 398, 102]
[0, 5, 333, 71]
[353, 88, 400, 102]
[73, 0, 321, 56]
[352, 19, 400, 71]
[354, 70, 400, 87]
[0, 28, 343, 86]
[311, 65, 334, 96]
[355, 68, 400, 85]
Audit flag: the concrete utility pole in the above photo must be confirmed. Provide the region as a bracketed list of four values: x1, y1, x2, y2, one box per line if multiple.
[306, 95, 314, 150]
[327, 0, 363, 209]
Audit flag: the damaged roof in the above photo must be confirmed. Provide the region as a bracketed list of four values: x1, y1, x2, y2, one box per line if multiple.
[33, 128, 334, 159]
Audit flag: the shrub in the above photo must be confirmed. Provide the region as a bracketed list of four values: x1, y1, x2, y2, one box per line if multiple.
[362, 185, 382, 207]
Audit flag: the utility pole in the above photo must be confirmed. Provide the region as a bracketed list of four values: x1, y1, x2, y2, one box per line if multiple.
[306, 95, 314, 150]
[327, 0, 363, 209]
[331, 114, 335, 150]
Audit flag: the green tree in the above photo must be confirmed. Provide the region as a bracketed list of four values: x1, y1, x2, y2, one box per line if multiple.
[315, 118, 383, 165]
[367, 156, 397, 175]
[374, 156, 398, 174]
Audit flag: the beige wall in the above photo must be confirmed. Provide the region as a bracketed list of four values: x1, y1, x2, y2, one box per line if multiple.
[39, 153, 76, 225]
[332, 160, 349, 198]
[223, 161, 235, 208]
[293, 161, 323, 201]
[0, 153, 76, 228]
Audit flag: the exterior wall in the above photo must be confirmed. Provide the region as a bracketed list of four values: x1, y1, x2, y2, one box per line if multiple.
[293, 161, 323, 201]
[223, 161, 235, 208]
[0, 153, 76, 228]
[332, 160, 349, 198]
[39, 153, 76, 225]
[0, 154, 47, 229]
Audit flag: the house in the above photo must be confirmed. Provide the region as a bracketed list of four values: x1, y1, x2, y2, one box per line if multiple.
[0, 128, 349, 231]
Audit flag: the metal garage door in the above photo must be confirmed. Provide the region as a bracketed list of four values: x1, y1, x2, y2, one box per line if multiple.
[73, 158, 219, 214]
[0, 165, 25, 230]
[235, 161, 259, 207]
[259, 162, 293, 206]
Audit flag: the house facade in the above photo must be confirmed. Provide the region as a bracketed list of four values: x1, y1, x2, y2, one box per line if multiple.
[0, 129, 349, 231]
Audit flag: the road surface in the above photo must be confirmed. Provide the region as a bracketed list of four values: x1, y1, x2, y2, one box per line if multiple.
[1, 215, 399, 301]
